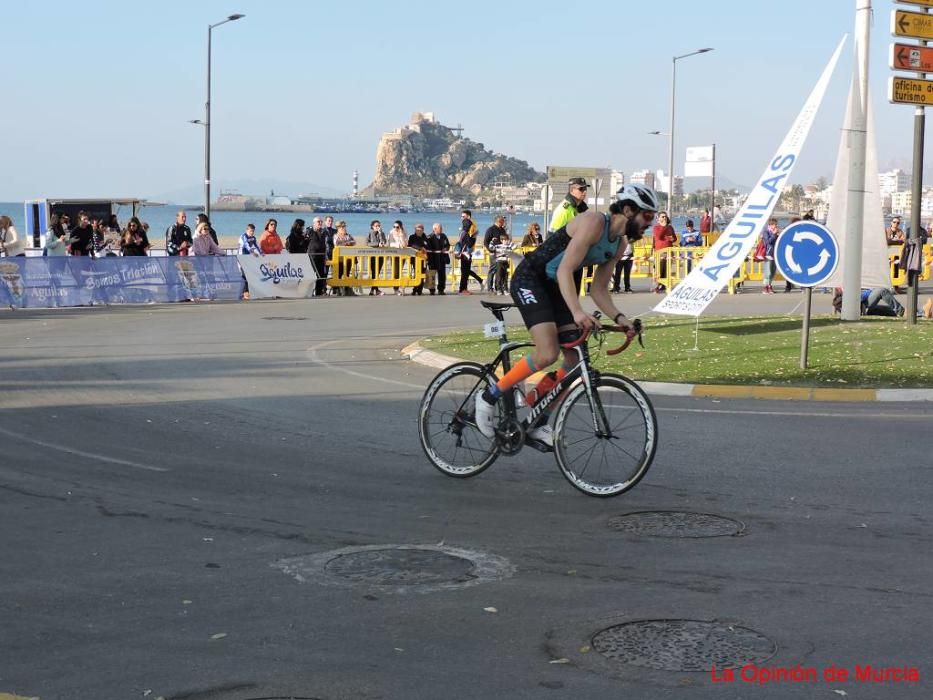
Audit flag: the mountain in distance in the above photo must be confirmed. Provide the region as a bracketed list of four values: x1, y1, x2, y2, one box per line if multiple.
[151, 178, 343, 205]
[683, 173, 748, 194]
[368, 112, 544, 198]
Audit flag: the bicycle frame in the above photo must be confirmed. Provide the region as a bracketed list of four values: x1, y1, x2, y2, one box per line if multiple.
[476, 317, 615, 444]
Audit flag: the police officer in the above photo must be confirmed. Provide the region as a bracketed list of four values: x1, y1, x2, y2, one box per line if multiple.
[549, 177, 589, 235]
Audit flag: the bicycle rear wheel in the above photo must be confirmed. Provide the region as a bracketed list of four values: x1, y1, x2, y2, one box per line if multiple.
[419, 362, 501, 477]
[552, 373, 657, 497]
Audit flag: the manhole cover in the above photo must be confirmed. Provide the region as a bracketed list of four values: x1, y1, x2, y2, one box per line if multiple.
[273, 544, 514, 594]
[592, 619, 776, 672]
[607, 511, 744, 538]
[262, 316, 308, 321]
[325, 548, 475, 585]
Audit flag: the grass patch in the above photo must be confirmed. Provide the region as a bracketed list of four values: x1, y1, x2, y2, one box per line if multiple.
[421, 315, 933, 388]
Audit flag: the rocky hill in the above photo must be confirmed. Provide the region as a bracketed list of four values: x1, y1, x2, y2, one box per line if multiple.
[369, 112, 544, 197]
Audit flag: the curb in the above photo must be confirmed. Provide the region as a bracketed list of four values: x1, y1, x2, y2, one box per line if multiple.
[400, 341, 933, 403]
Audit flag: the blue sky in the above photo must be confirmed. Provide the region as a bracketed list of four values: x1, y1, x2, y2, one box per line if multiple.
[3, 1, 925, 201]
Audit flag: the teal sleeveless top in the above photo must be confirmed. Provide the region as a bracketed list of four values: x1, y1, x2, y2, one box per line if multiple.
[544, 214, 621, 280]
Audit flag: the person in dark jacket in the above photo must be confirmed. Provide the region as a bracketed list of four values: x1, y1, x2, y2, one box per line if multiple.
[306, 217, 328, 296]
[323, 215, 338, 259]
[483, 215, 508, 291]
[70, 212, 95, 256]
[285, 219, 309, 254]
[165, 211, 193, 256]
[120, 217, 150, 256]
[758, 218, 779, 294]
[407, 223, 429, 295]
[425, 223, 450, 295]
[457, 209, 483, 294]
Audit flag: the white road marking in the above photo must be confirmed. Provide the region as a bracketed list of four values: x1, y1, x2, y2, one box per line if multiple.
[0, 425, 169, 472]
[307, 338, 430, 390]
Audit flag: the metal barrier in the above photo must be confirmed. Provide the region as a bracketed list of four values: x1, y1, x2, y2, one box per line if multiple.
[328, 246, 426, 290]
[889, 244, 932, 286]
[330, 235, 930, 296]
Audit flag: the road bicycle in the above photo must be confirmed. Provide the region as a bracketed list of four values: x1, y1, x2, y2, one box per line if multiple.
[418, 300, 658, 497]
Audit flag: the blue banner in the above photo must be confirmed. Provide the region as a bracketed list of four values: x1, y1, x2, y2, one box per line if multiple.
[0, 257, 244, 308]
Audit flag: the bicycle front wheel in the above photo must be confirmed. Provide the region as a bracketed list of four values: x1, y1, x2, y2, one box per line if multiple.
[418, 361, 501, 478]
[553, 373, 657, 497]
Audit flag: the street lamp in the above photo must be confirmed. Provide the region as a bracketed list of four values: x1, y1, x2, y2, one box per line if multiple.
[648, 130, 669, 205]
[201, 13, 245, 221]
[668, 48, 713, 221]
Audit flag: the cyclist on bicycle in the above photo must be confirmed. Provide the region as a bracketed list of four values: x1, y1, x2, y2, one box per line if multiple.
[475, 184, 661, 446]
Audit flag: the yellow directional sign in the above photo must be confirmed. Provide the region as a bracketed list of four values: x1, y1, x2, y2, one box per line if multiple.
[896, 0, 933, 7]
[892, 9, 933, 40]
[889, 75, 933, 105]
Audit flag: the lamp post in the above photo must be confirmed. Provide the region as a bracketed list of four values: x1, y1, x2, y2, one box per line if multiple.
[197, 13, 245, 221]
[668, 48, 713, 221]
[648, 130, 669, 206]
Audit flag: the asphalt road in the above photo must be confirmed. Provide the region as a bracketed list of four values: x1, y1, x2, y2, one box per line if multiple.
[1, 293, 931, 700]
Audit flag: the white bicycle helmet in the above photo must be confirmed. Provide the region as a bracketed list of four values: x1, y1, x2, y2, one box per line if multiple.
[616, 184, 661, 213]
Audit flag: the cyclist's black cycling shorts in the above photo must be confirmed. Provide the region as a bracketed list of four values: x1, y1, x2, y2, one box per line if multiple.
[509, 259, 582, 329]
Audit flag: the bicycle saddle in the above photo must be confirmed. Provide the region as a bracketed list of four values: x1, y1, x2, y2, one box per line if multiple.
[480, 300, 514, 312]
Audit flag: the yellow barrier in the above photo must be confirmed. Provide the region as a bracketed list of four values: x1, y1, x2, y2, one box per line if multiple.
[329, 246, 425, 289]
[889, 243, 932, 285]
[328, 242, 931, 294]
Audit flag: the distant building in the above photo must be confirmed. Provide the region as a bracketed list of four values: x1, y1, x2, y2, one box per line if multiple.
[631, 169, 656, 190]
[890, 187, 933, 220]
[879, 168, 909, 196]
[673, 175, 683, 197]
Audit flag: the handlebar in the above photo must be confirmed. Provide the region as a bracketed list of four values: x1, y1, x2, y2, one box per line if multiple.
[560, 315, 644, 354]
[606, 318, 644, 355]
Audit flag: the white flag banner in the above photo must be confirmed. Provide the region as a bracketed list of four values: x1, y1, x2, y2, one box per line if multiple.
[237, 253, 317, 299]
[654, 36, 847, 317]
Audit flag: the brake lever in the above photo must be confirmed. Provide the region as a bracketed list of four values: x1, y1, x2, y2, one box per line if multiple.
[632, 318, 644, 348]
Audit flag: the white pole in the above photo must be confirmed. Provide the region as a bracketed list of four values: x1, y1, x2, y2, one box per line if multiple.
[841, 0, 871, 321]
[668, 57, 677, 218]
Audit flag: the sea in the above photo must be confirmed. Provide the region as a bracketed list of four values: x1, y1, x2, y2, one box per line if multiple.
[1, 201, 703, 250]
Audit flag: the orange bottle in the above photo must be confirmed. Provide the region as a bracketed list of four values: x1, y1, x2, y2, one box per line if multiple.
[525, 371, 560, 407]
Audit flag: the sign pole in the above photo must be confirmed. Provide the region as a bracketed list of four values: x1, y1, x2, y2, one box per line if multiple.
[908, 109, 926, 325]
[800, 287, 813, 369]
[710, 143, 716, 230]
[773, 221, 839, 370]
[908, 7, 928, 325]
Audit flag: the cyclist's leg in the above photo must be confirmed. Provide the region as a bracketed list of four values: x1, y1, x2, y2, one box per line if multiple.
[529, 267, 588, 440]
[474, 320, 558, 437]
[474, 271, 561, 437]
[528, 324, 579, 437]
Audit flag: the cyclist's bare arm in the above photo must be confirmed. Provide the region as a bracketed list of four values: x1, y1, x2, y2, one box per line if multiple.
[556, 213, 605, 329]
[591, 254, 633, 332]
[590, 261, 630, 327]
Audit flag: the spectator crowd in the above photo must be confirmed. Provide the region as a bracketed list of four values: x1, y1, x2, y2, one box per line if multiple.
[1, 198, 929, 315]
